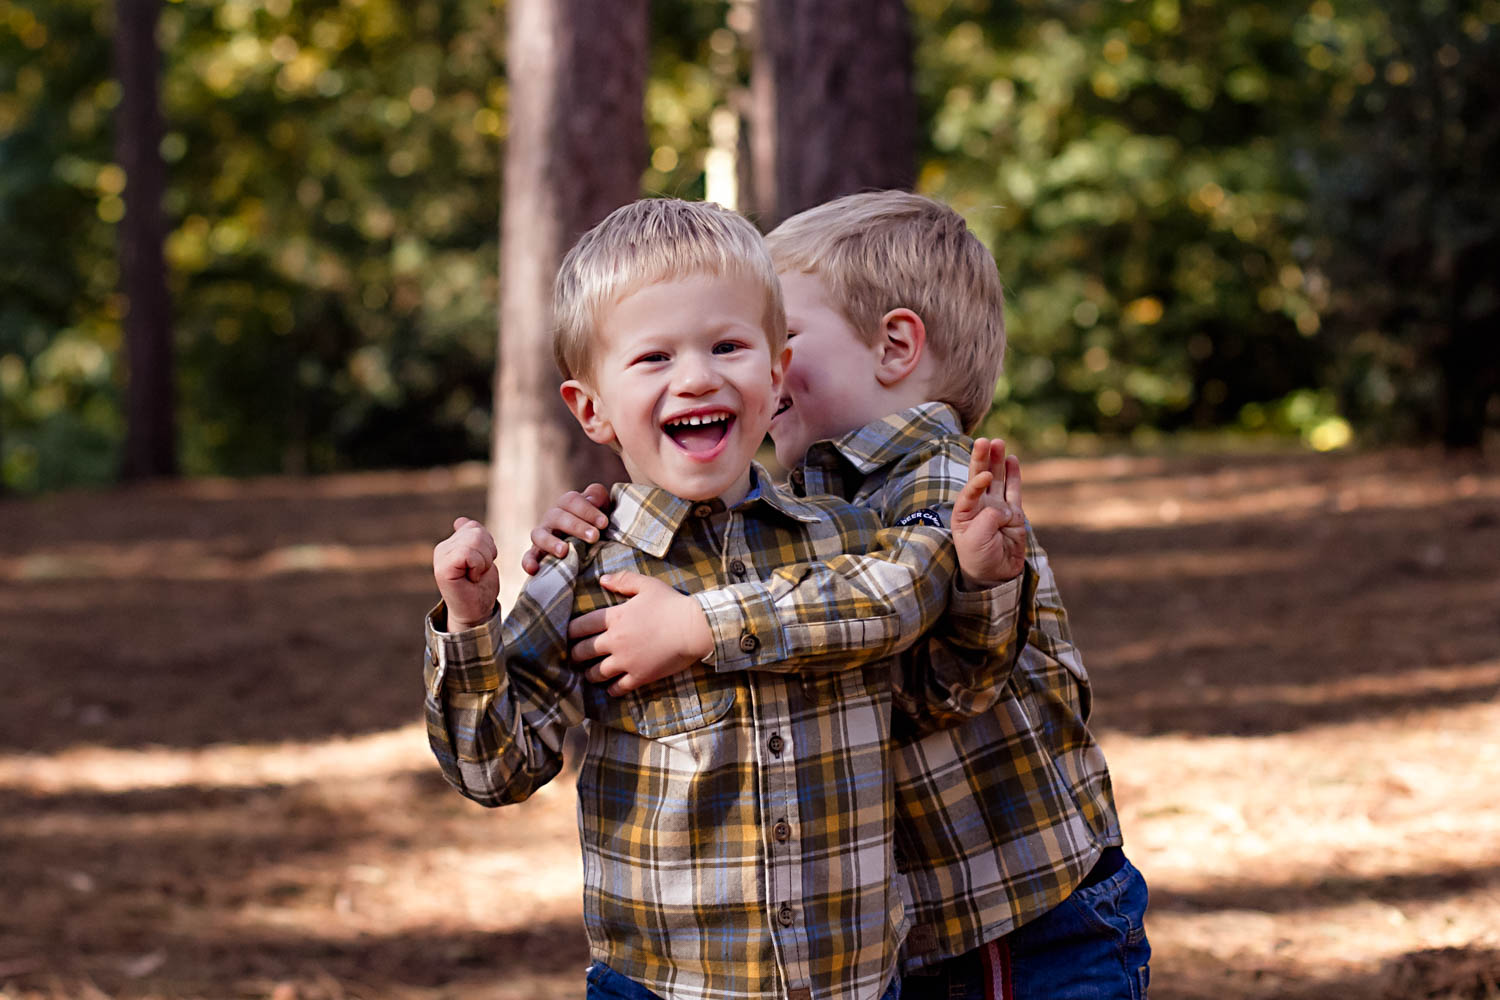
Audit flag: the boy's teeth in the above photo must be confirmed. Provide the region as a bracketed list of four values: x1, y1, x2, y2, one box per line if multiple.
[667, 413, 728, 428]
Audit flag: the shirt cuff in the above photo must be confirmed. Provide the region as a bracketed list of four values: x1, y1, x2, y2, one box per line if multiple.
[693, 586, 789, 672]
[942, 571, 1025, 651]
[425, 601, 504, 694]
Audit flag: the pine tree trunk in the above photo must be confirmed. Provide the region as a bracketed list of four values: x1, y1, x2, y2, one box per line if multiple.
[754, 0, 917, 226]
[488, 0, 644, 600]
[114, 0, 176, 480]
[1440, 248, 1495, 452]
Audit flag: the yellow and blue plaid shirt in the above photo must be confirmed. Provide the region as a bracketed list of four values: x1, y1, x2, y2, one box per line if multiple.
[791, 403, 1124, 970]
[424, 465, 966, 1000]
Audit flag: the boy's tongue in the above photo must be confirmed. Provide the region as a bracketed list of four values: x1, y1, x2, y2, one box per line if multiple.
[669, 421, 730, 454]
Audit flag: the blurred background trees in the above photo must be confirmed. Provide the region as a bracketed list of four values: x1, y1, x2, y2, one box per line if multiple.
[1, 0, 1496, 494]
[487, 0, 641, 599]
[112, 0, 175, 479]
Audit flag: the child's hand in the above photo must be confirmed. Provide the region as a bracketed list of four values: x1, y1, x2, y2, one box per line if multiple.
[951, 438, 1026, 589]
[520, 483, 612, 575]
[567, 571, 714, 696]
[433, 517, 501, 630]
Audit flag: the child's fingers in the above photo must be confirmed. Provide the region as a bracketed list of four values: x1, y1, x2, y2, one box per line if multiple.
[530, 520, 583, 558]
[531, 527, 569, 560]
[571, 632, 607, 662]
[953, 469, 996, 521]
[434, 537, 485, 581]
[567, 607, 609, 641]
[448, 519, 497, 557]
[520, 547, 543, 576]
[968, 438, 993, 484]
[551, 509, 601, 543]
[607, 674, 642, 697]
[464, 546, 494, 583]
[452, 516, 491, 541]
[581, 483, 614, 519]
[988, 438, 1008, 475]
[1003, 454, 1023, 511]
[582, 656, 621, 683]
[598, 570, 650, 597]
[967, 504, 1007, 536]
[1000, 522, 1028, 548]
[556, 490, 610, 530]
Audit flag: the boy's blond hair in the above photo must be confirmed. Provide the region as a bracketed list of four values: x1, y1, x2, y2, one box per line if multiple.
[553, 198, 786, 383]
[766, 190, 1006, 432]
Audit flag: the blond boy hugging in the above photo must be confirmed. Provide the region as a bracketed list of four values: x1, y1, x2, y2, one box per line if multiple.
[424, 198, 1009, 1000]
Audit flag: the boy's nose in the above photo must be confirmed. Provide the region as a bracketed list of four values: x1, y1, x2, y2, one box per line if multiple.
[674, 357, 723, 394]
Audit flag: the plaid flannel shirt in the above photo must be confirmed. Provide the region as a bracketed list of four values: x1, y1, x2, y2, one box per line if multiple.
[790, 404, 1124, 970]
[424, 466, 960, 1000]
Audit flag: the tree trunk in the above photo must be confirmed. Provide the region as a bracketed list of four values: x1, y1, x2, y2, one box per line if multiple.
[754, 0, 917, 227]
[113, 0, 176, 480]
[488, 0, 644, 601]
[1440, 248, 1495, 452]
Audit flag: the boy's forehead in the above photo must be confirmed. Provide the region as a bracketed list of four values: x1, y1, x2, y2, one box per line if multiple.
[597, 272, 774, 344]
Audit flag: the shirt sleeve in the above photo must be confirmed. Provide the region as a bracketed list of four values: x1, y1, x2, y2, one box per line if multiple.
[899, 522, 1092, 737]
[1018, 529, 1094, 723]
[893, 540, 1037, 736]
[697, 437, 978, 674]
[422, 556, 587, 806]
[695, 517, 958, 672]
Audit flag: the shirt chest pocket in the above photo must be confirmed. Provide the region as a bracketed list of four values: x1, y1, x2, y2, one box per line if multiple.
[585, 671, 736, 738]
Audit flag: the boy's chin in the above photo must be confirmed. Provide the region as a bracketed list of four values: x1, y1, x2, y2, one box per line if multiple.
[769, 436, 804, 471]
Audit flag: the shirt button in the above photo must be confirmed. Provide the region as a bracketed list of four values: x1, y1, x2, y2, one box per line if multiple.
[768, 733, 784, 755]
[729, 557, 746, 577]
[693, 503, 713, 518]
[739, 631, 759, 653]
[773, 819, 791, 842]
[777, 903, 795, 926]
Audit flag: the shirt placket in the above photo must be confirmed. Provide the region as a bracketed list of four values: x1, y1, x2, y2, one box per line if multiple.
[725, 508, 813, 999]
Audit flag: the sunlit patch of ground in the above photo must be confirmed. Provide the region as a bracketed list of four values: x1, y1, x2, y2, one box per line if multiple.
[2, 448, 1497, 999]
[1110, 699, 1500, 999]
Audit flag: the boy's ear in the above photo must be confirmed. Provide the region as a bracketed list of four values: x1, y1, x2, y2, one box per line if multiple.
[559, 379, 617, 446]
[874, 308, 927, 387]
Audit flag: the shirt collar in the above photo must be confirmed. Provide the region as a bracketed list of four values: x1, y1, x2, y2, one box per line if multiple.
[606, 462, 819, 558]
[805, 402, 963, 475]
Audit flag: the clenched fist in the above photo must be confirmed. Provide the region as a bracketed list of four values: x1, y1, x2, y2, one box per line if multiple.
[432, 516, 500, 631]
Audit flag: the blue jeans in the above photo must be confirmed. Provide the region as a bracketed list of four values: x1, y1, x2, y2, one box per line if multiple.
[586, 960, 902, 999]
[901, 852, 1151, 1000]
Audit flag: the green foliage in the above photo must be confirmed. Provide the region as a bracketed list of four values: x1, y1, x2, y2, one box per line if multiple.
[3, 0, 506, 488]
[160, 0, 506, 475]
[0, 0, 121, 489]
[909, 0, 1343, 452]
[3, 0, 1494, 491]
[1308, 0, 1500, 446]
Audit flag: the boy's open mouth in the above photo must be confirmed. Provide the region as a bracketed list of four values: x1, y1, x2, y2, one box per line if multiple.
[773, 396, 792, 418]
[663, 409, 735, 456]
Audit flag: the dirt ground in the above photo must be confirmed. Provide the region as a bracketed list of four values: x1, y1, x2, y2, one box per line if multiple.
[2, 446, 1499, 1000]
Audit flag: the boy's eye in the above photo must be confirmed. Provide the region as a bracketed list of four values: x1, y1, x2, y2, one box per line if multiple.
[635, 351, 668, 364]
[786, 328, 800, 340]
[712, 341, 742, 355]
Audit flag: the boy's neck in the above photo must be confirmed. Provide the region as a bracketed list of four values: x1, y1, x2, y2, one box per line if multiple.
[873, 360, 939, 421]
[875, 385, 939, 424]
